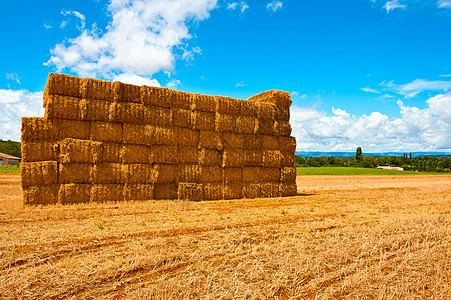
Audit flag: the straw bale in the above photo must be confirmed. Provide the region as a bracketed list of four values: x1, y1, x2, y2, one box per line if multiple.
[215, 96, 243, 115]
[243, 167, 279, 182]
[150, 145, 178, 164]
[21, 117, 56, 141]
[21, 161, 58, 187]
[273, 121, 292, 136]
[243, 134, 263, 150]
[198, 148, 222, 166]
[90, 121, 122, 143]
[200, 166, 222, 183]
[242, 182, 259, 199]
[215, 113, 237, 133]
[154, 164, 177, 183]
[221, 133, 244, 149]
[123, 184, 154, 201]
[280, 183, 297, 197]
[256, 103, 276, 120]
[45, 95, 84, 120]
[59, 138, 102, 164]
[191, 94, 216, 113]
[254, 118, 274, 135]
[261, 135, 279, 150]
[172, 91, 193, 110]
[143, 105, 172, 126]
[178, 182, 203, 201]
[123, 123, 146, 145]
[172, 108, 192, 128]
[178, 147, 199, 165]
[52, 119, 90, 140]
[58, 184, 91, 204]
[262, 150, 282, 168]
[145, 125, 176, 146]
[279, 136, 296, 153]
[223, 182, 242, 200]
[121, 144, 151, 164]
[203, 183, 223, 200]
[90, 163, 122, 184]
[23, 185, 58, 205]
[199, 131, 223, 150]
[121, 164, 155, 184]
[177, 164, 201, 183]
[99, 142, 122, 163]
[236, 115, 256, 134]
[259, 182, 281, 198]
[280, 151, 295, 167]
[222, 148, 244, 168]
[192, 111, 215, 131]
[154, 183, 178, 200]
[240, 100, 258, 116]
[262, 168, 281, 182]
[44, 73, 81, 99]
[223, 167, 243, 183]
[141, 86, 170, 107]
[21, 140, 57, 162]
[83, 99, 110, 121]
[80, 78, 114, 101]
[280, 167, 296, 183]
[244, 150, 263, 167]
[276, 107, 290, 121]
[248, 90, 292, 108]
[174, 128, 199, 147]
[111, 102, 144, 124]
[113, 81, 141, 103]
[59, 163, 92, 184]
[90, 184, 123, 202]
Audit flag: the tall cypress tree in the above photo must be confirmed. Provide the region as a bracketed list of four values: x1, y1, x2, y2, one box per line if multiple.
[355, 147, 363, 161]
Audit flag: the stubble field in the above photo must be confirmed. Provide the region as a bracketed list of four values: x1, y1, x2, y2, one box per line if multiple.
[0, 174, 450, 299]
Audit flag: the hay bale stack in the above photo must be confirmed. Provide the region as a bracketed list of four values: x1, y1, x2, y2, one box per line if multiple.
[59, 184, 91, 204]
[21, 161, 58, 187]
[91, 163, 123, 184]
[91, 184, 123, 202]
[58, 138, 102, 164]
[178, 183, 203, 201]
[123, 184, 154, 201]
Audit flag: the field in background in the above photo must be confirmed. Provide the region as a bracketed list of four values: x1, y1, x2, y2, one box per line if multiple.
[0, 166, 20, 174]
[296, 166, 444, 175]
[0, 174, 450, 299]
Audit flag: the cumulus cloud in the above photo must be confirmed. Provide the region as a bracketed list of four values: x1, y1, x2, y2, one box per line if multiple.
[112, 73, 160, 86]
[46, 0, 218, 83]
[380, 79, 451, 98]
[438, 0, 451, 8]
[266, 1, 283, 12]
[227, 2, 249, 13]
[383, 0, 406, 13]
[291, 92, 451, 152]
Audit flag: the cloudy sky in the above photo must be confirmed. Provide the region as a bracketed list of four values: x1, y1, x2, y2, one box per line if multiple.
[1, 0, 450, 153]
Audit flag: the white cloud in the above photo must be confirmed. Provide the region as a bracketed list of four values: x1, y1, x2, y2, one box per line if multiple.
[236, 81, 246, 87]
[438, 0, 451, 8]
[46, 0, 218, 82]
[61, 10, 86, 31]
[266, 1, 283, 12]
[383, 0, 407, 13]
[167, 79, 181, 89]
[440, 74, 451, 77]
[291, 91, 299, 97]
[6, 73, 21, 84]
[380, 79, 451, 98]
[113, 73, 160, 86]
[360, 87, 380, 94]
[227, 2, 248, 13]
[43, 23, 52, 30]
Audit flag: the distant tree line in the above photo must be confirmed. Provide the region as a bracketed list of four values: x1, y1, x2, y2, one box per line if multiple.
[0, 140, 21, 158]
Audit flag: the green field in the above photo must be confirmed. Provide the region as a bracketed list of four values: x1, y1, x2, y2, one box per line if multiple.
[0, 166, 20, 174]
[296, 167, 447, 175]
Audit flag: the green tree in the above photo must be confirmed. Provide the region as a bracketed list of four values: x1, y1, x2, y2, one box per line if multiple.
[355, 147, 363, 161]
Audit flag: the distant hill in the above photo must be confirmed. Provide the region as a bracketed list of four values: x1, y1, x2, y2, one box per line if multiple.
[0, 140, 21, 158]
[296, 151, 451, 158]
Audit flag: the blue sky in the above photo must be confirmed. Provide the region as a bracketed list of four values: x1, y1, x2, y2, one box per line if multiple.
[1, 0, 450, 152]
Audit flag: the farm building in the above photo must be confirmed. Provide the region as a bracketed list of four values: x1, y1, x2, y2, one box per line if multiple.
[0, 152, 21, 166]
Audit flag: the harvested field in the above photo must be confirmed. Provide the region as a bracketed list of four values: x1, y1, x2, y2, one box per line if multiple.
[0, 174, 450, 299]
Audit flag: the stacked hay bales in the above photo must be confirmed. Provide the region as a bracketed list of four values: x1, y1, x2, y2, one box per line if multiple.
[21, 73, 297, 205]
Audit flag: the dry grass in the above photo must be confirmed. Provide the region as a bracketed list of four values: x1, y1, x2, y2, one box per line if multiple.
[0, 174, 450, 299]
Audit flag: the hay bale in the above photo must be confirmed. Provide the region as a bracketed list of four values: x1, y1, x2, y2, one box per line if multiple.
[172, 108, 192, 128]
[254, 118, 274, 135]
[243, 134, 263, 150]
[144, 125, 176, 146]
[80, 78, 114, 101]
[154, 183, 178, 200]
[154, 164, 177, 183]
[177, 164, 201, 183]
[21, 161, 58, 187]
[178, 182, 203, 201]
[223, 167, 243, 183]
[273, 121, 292, 136]
[21, 117, 56, 141]
[23, 185, 58, 205]
[199, 131, 223, 150]
[221, 133, 244, 149]
[90, 184, 123, 202]
[123, 123, 146, 145]
[45, 95, 84, 120]
[140, 86, 170, 107]
[90, 163, 122, 183]
[21, 140, 57, 162]
[198, 148, 222, 166]
[58, 184, 91, 204]
[110, 102, 143, 124]
[279, 136, 296, 153]
[280, 151, 295, 167]
[121, 144, 151, 164]
[52, 119, 90, 141]
[178, 147, 199, 165]
[99, 142, 122, 163]
[172, 91, 193, 110]
[203, 183, 223, 200]
[121, 164, 155, 184]
[174, 128, 199, 148]
[123, 184, 154, 201]
[192, 111, 215, 131]
[90, 121, 122, 143]
[44, 73, 81, 99]
[262, 150, 282, 168]
[262, 168, 281, 182]
[150, 145, 178, 164]
[59, 163, 92, 184]
[243, 182, 280, 199]
[58, 138, 102, 164]
[280, 183, 297, 197]
[236, 116, 256, 134]
[191, 94, 216, 113]
[280, 167, 296, 183]
[261, 135, 279, 150]
[248, 90, 292, 108]
[223, 182, 242, 200]
[222, 148, 244, 168]
[242, 182, 259, 199]
[200, 166, 222, 183]
[215, 113, 237, 133]
[143, 105, 172, 126]
[240, 100, 258, 116]
[83, 99, 110, 121]
[244, 150, 263, 167]
[276, 107, 290, 121]
[256, 103, 276, 120]
[243, 167, 279, 182]
[113, 81, 141, 103]
[215, 96, 243, 115]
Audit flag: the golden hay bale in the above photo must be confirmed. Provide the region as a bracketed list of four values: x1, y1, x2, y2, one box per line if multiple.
[198, 148, 222, 166]
[51, 119, 90, 141]
[215, 113, 237, 133]
[154, 164, 177, 183]
[58, 163, 92, 184]
[123, 184, 154, 201]
[261, 135, 279, 150]
[44, 73, 81, 99]
[90, 121, 122, 143]
[121, 164, 155, 184]
[199, 131, 223, 150]
[80, 78, 114, 101]
[99, 142, 122, 163]
[222, 148, 245, 168]
[178, 147, 199, 165]
[221, 132, 244, 149]
[150, 145, 178, 164]
[172, 91, 193, 110]
[143, 105, 172, 126]
[236, 115, 256, 134]
[191, 93, 216, 113]
[223, 182, 242, 200]
[215, 96, 243, 115]
[200, 166, 222, 183]
[23, 185, 58, 205]
[154, 183, 178, 200]
[240, 100, 259, 116]
[254, 118, 275, 136]
[280, 151, 295, 167]
[21, 140, 57, 162]
[90, 184, 123, 202]
[248, 90, 292, 108]
[243, 167, 280, 182]
[121, 144, 151, 164]
[243, 134, 263, 150]
[280, 167, 296, 183]
[279, 136, 296, 153]
[244, 150, 263, 167]
[192, 111, 215, 131]
[280, 183, 297, 197]
[243, 182, 280, 199]
[262, 150, 282, 168]
[242, 182, 259, 199]
[113, 81, 141, 103]
[123, 123, 146, 145]
[21, 161, 58, 188]
[45, 95, 84, 120]
[172, 108, 192, 128]
[177, 164, 201, 183]
[90, 163, 122, 184]
[256, 103, 276, 120]
[276, 107, 290, 121]
[144, 125, 176, 146]
[178, 182, 203, 201]
[140, 86, 170, 107]
[203, 183, 223, 200]
[109, 102, 144, 124]
[174, 128, 199, 147]
[58, 184, 91, 204]
[58, 138, 102, 164]
[273, 121, 292, 136]
[223, 167, 243, 183]
[21, 117, 56, 141]
[83, 99, 110, 121]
